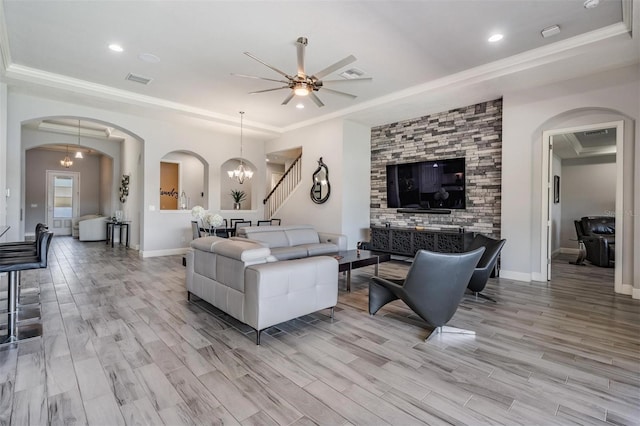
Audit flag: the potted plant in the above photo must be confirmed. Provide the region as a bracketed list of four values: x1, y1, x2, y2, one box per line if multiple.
[230, 190, 246, 210]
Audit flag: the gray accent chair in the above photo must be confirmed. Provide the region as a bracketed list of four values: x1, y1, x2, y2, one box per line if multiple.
[369, 247, 484, 341]
[466, 234, 506, 302]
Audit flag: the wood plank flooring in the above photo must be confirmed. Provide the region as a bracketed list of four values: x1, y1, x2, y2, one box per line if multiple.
[1, 237, 638, 425]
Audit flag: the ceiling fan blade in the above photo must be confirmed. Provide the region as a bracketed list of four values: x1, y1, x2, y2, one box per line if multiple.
[281, 91, 295, 105]
[321, 77, 373, 84]
[231, 73, 289, 84]
[309, 92, 325, 107]
[248, 86, 290, 94]
[311, 55, 357, 80]
[296, 37, 307, 78]
[322, 87, 357, 99]
[244, 52, 292, 80]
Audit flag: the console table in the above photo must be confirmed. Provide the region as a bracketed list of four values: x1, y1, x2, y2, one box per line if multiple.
[106, 221, 130, 248]
[370, 226, 473, 256]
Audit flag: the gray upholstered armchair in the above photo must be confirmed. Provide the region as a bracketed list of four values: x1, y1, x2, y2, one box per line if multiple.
[369, 247, 484, 341]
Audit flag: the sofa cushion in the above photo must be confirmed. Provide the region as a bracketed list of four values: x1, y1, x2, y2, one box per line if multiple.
[191, 236, 227, 252]
[239, 229, 290, 248]
[303, 243, 338, 256]
[270, 246, 310, 260]
[285, 228, 320, 246]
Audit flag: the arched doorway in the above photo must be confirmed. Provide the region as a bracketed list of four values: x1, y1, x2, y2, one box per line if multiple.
[538, 108, 634, 295]
[21, 117, 144, 248]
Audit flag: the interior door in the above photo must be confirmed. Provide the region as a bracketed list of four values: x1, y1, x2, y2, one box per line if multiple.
[46, 171, 80, 236]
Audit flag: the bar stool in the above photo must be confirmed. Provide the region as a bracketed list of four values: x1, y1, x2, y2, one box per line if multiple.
[0, 231, 53, 344]
[0, 223, 48, 306]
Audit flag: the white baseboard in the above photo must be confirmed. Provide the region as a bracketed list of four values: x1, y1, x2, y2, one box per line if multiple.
[499, 270, 532, 282]
[140, 248, 188, 258]
[633, 286, 640, 300]
[619, 283, 634, 296]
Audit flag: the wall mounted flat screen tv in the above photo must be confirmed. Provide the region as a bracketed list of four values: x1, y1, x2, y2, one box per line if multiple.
[386, 157, 466, 209]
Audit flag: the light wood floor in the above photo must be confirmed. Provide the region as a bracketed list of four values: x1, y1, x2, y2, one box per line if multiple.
[1, 237, 638, 425]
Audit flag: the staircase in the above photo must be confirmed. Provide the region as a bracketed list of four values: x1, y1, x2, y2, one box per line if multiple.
[263, 154, 302, 218]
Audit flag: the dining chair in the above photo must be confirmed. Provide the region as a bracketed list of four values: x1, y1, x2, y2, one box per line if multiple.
[270, 218, 281, 226]
[257, 220, 271, 226]
[234, 220, 252, 236]
[191, 221, 202, 240]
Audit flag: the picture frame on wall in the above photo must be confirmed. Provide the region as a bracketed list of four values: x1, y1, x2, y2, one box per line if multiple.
[553, 175, 560, 204]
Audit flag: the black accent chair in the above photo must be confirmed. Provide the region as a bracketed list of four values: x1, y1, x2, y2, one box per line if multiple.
[369, 247, 485, 341]
[466, 234, 506, 302]
[578, 216, 615, 267]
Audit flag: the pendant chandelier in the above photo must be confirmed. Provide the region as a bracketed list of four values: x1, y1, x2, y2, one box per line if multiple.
[227, 111, 253, 184]
[74, 119, 83, 159]
[60, 145, 73, 168]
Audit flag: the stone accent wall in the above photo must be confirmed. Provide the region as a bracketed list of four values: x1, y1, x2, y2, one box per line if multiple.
[370, 98, 502, 238]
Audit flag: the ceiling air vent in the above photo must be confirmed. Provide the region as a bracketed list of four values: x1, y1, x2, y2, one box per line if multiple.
[125, 73, 153, 85]
[339, 67, 365, 79]
[584, 129, 608, 136]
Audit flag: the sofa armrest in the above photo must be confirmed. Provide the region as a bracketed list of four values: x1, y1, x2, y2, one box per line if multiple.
[318, 232, 348, 251]
[78, 216, 108, 241]
[244, 256, 338, 331]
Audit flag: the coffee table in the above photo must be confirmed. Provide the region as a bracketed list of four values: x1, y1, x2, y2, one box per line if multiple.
[330, 250, 391, 292]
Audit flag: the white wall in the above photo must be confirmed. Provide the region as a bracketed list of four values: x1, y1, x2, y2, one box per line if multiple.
[0, 83, 7, 238]
[502, 64, 638, 290]
[550, 154, 562, 255]
[342, 120, 371, 247]
[264, 119, 370, 249]
[560, 157, 616, 250]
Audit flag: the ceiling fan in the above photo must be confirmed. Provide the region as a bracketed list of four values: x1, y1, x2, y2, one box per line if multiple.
[233, 36, 372, 107]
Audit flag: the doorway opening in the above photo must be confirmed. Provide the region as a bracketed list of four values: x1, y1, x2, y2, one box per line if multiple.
[46, 170, 80, 236]
[541, 120, 624, 292]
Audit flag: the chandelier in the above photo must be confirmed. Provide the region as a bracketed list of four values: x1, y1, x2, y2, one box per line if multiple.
[227, 111, 253, 184]
[60, 145, 73, 168]
[74, 119, 83, 159]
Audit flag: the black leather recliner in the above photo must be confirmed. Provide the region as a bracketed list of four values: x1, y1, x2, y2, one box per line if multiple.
[578, 216, 615, 267]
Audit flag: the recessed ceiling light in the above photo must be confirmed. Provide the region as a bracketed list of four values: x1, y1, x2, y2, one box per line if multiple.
[296, 103, 305, 109]
[583, 0, 600, 8]
[488, 34, 504, 43]
[138, 53, 160, 63]
[108, 44, 124, 52]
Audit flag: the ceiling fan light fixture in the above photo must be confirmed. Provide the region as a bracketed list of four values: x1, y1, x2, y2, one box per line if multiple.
[294, 83, 310, 96]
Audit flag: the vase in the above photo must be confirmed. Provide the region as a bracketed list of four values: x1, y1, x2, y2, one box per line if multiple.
[233, 202, 241, 210]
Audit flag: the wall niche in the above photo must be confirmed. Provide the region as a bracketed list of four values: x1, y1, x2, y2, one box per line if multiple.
[370, 98, 503, 238]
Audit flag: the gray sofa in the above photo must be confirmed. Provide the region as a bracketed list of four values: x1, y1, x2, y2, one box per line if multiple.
[236, 224, 347, 260]
[185, 236, 338, 344]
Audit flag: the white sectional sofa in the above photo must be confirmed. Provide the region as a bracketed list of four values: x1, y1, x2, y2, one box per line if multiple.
[185, 236, 338, 344]
[236, 224, 347, 260]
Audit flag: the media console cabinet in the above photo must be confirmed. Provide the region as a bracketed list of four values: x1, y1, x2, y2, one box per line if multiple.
[370, 226, 474, 256]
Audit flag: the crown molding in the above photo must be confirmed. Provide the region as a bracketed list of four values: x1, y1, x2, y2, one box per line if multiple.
[2, 63, 282, 135]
